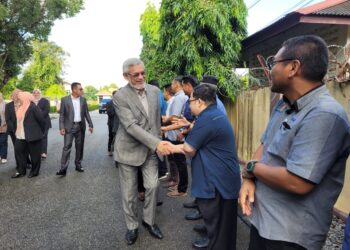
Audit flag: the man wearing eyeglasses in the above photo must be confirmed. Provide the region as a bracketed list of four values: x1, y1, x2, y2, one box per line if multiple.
[240, 35, 350, 250]
[113, 58, 175, 245]
[56, 82, 93, 176]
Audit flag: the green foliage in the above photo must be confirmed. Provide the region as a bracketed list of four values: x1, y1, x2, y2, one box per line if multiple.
[49, 105, 57, 113]
[0, 0, 84, 88]
[99, 83, 118, 92]
[88, 103, 99, 111]
[44, 84, 66, 100]
[84, 85, 97, 101]
[2, 77, 16, 99]
[140, 0, 248, 99]
[16, 40, 66, 92]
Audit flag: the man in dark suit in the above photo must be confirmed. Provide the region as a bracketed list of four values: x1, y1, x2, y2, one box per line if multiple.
[56, 82, 93, 176]
[33, 89, 52, 159]
[106, 90, 118, 156]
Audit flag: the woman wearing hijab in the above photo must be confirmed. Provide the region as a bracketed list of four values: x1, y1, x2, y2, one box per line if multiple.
[33, 89, 51, 159]
[0, 93, 8, 163]
[12, 92, 45, 178]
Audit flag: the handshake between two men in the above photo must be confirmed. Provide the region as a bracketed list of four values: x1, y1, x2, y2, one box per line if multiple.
[156, 141, 183, 155]
[156, 116, 192, 156]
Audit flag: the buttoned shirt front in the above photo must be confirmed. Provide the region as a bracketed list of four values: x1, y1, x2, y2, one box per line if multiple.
[251, 85, 350, 250]
[71, 96, 81, 122]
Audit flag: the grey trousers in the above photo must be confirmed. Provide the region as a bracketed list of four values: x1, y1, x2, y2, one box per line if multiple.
[118, 154, 159, 230]
[60, 123, 85, 170]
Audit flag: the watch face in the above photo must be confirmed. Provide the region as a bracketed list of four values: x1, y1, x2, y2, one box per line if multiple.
[247, 161, 257, 172]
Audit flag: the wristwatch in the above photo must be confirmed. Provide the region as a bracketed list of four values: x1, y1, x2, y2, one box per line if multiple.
[246, 160, 258, 174]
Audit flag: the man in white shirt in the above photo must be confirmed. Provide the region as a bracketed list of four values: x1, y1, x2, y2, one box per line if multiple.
[57, 82, 93, 176]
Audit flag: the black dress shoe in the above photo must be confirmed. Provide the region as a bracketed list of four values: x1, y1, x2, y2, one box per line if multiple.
[125, 229, 138, 245]
[157, 201, 163, 206]
[183, 200, 198, 209]
[56, 170, 66, 176]
[193, 224, 207, 234]
[192, 238, 209, 249]
[11, 172, 25, 178]
[142, 220, 163, 239]
[75, 167, 84, 172]
[185, 209, 202, 220]
[28, 172, 38, 178]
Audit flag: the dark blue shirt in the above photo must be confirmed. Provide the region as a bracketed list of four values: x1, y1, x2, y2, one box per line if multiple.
[159, 92, 167, 116]
[185, 105, 241, 199]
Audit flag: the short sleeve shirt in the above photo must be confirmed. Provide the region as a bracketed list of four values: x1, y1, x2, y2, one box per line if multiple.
[251, 85, 350, 250]
[185, 105, 241, 199]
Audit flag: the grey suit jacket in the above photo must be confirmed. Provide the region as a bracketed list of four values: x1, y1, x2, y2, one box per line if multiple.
[113, 83, 161, 166]
[59, 95, 93, 133]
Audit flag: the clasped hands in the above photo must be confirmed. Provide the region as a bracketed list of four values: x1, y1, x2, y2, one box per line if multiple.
[156, 141, 183, 155]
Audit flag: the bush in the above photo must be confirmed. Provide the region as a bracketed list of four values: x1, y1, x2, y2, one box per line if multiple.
[50, 106, 57, 113]
[88, 104, 99, 111]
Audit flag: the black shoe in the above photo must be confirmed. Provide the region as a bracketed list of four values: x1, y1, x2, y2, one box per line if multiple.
[125, 229, 138, 245]
[28, 172, 38, 178]
[11, 172, 25, 178]
[185, 209, 202, 220]
[56, 170, 66, 176]
[193, 224, 207, 234]
[75, 167, 84, 172]
[183, 200, 198, 209]
[157, 201, 163, 206]
[192, 238, 209, 249]
[142, 220, 163, 239]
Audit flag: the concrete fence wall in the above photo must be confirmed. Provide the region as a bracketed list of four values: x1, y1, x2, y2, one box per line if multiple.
[224, 83, 350, 214]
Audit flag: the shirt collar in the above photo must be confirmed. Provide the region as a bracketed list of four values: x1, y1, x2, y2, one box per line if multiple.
[71, 95, 80, 100]
[174, 90, 184, 96]
[282, 84, 326, 114]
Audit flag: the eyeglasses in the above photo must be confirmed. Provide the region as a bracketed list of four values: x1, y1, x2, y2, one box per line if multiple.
[127, 71, 146, 78]
[266, 57, 298, 70]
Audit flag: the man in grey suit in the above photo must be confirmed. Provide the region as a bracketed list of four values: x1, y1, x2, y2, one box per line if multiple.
[114, 58, 174, 245]
[56, 82, 93, 176]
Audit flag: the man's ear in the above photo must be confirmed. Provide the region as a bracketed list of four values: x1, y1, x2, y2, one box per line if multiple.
[288, 60, 301, 78]
[123, 73, 129, 81]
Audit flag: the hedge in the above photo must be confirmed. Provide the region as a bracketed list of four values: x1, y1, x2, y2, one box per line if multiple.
[50, 104, 100, 113]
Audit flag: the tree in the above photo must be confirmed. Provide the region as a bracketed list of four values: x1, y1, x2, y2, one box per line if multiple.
[84, 85, 97, 101]
[44, 84, 66, 100]
[17, 40, 66, 92]
[0, 0, 84, 89]
[140, 0, 247, 99]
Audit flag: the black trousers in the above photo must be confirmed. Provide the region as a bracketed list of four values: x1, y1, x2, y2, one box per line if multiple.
[15, 139, 41, 175]
[168, 140, 188, 193]
[248, 225, 306, 250]
[41, 129, 49, 154]
[197, 193, 238, 250]
[60, 123, 85, 170]
[0, 133, 8, 159]
[107, 124, 115, 152]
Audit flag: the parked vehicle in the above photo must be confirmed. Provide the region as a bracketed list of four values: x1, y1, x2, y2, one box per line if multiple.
[99, 98, 111, 114]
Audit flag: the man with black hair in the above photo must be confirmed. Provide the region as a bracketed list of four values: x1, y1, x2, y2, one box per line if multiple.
[57, 82, 93, 176]
[165, 76, 189, 197]
[240, 35, 350, 250]
[170, 83, 241, 250]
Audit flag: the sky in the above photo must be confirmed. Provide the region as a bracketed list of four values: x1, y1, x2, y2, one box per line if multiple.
[49, 0, 323, 89]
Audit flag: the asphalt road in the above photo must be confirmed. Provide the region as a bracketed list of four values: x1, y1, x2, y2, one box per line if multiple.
[0, 111, 250, 250]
